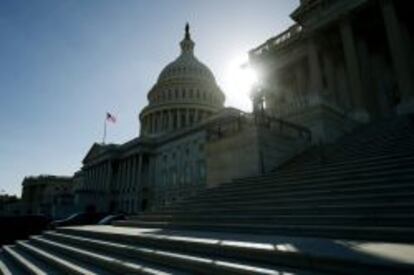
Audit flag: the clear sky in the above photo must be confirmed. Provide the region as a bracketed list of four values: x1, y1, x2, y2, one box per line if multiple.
[0, 0, 298, 196]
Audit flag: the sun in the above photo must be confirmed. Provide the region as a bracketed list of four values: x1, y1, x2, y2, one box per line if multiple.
[224, 53, 257, 112]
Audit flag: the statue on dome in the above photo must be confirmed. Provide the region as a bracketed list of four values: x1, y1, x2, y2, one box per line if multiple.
[185, 23, 191, 40]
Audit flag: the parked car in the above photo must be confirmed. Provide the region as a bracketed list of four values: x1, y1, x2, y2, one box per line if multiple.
[98, 214, 126, 225]
[50, 212, 107, 228]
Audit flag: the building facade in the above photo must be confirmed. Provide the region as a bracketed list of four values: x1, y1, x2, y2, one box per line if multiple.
[73, 24, 311, 214]
[23, 0, 412, 216]
[249, 0, 413, 142]
[21, 175, 74, 219]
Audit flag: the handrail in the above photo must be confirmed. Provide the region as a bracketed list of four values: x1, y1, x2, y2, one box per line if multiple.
[250, 24, 303, 56]
[258, 114, 312, 142]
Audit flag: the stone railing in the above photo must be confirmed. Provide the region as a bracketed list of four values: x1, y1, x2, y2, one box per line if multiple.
[257, 113, 312, 142]
[206, 111, 311, 142]
[250, 24, 303, 57]
[206, 113, 249, 141]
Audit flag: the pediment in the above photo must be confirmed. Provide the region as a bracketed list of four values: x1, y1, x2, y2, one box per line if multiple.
[82, 143, 106, 164]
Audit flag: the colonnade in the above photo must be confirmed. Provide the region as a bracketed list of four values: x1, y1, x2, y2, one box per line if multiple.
[265, 0, 413, 120]
[114, 154, 145, 212]
[141, 108, 212, 135]
[81, 153, 146, 213]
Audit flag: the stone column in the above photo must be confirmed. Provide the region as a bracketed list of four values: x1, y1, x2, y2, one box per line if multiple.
[295, 64, 306, 107]
[185, 109, 190, 126]
[137, 154, 143, 211]
[308, 40, 322, 96]
[131, 156, 137, 191]
[307, 38, 323, 101]
[168, 110, 173, 130]
[121, 161, 127, 193]
[106, 162, 111, 191]
[145, 117, 149, 134]
[154, 113, 159, 133]
[177, 109, 182, 128]
[340, 18, 369, 121]
[322, 52, 337, 106]
[127, 158, 132, 192]
[151, 114, 156, 134]
[194, 110, 199, 123]
[381, 0, 414, 113]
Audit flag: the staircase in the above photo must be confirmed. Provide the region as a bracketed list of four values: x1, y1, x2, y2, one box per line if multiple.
[1, 114, 414, 274]
[115, 114, 414, 243]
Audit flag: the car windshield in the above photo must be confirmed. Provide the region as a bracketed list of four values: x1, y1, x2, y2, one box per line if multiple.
[65, 213, 81, 220]
[99, 215, 115, 223]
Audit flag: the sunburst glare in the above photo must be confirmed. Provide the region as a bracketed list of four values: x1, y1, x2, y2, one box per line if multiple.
[223, 53, 257, 112]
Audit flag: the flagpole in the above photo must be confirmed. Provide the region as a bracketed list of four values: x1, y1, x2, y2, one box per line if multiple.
[103, 117, 107, 144]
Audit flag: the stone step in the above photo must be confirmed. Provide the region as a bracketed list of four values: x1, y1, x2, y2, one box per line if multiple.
[332, 136, 414, 152]
[134, 213, 414, 227]
[280, 145, 414, 171]
[114, 221, 414, 242]
[227, 161, 414, 195]
[16, 241, 100, 275]
[0, 251, 25, 275]
[147, 201, 414, 216]
[179, 178, 414, 205]
[2, 245, 50, 275]
[43, 231, 307, 275]
[166, 190, 414, 211]
[332, 136, 413, 151]
[210, 175, 414, 202]
[237, 154, 414, 185]
[216, 169, 414, 199]
[55, 226, 414, 275]
[248, 155, 414, 184]
[29, 236, 187, 275]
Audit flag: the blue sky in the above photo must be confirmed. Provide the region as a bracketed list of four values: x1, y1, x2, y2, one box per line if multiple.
[0, 0, 297, 196]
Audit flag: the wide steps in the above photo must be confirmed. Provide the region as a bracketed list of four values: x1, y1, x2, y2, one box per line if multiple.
[29, 236, 183, 275]
[115, 220, 414, 242]
[0, 250, 26, 275]
[42, 230, 306, 275]
[56, 226, 414, 275]
[143, 201, 414, 217]
[177, 177, 414, 206]
[134, 213, 414, 226]
[163, 191, 414, 212]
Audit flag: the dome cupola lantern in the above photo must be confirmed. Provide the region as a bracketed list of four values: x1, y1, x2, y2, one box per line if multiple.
[139, 24, 225, 137]
[180, 23, 195, 55]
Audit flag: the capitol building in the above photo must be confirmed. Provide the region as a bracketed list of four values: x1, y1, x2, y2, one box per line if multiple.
[19, 0, 414, 217]
[73, 24, 282, 214]
[2, 1, 414, 273]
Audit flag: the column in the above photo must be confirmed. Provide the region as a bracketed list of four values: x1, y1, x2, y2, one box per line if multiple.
[131, 156, 137, 191]
[144, 117, 149, 134]
[381, 0, 414, 113]
[121, 161, 127, 193]
[152, 114, 156, 133]
[340, 18, 369, 121]
[195, 110, 200, 123]
[307, 38, 324, 102]
[106, 162, 111, 190]
[168, 110, 173, 130]
[127, 158, 132, 192]
[137, 154, 143, 212]
[295, 64, 306, 107]
[322, 52, 337, 106]
[185, 109, 190, 126]
[177, 109, 182, 128]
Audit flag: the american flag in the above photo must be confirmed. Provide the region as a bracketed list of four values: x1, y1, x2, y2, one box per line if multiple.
[106, 112, 116, 123]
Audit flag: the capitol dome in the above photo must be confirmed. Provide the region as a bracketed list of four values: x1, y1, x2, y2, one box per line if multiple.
[139, 24, 225, 137]
[157, 49, 216, 83]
